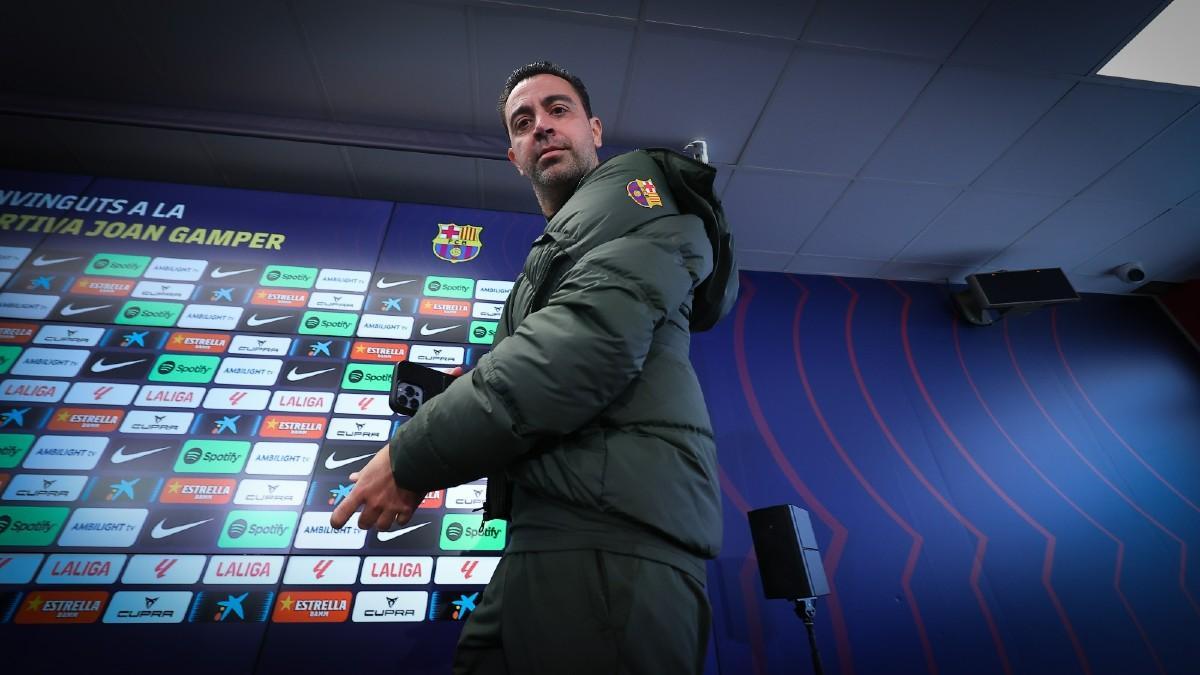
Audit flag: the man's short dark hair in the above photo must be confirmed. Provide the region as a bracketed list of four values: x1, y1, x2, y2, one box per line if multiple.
[497, 61, 593, 134]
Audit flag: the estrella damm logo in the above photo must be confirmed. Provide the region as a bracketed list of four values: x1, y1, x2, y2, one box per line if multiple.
[626, 178, 663, 208]
[432, 224, 482, 264]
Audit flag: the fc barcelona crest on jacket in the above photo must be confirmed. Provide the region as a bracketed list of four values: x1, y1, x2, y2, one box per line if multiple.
[626, 179, 663, 208]
[433, 223, 483, 263]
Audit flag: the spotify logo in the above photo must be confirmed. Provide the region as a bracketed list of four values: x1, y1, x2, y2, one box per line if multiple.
[94, 259, 110, 269]
[428, 281, 441, 292]
[304, 316, 321, 329]
[348, 370, 364, 383]
[0, 515, 11, 534]
[124, 307, 141, 318]
[227, 518, 248, 538]
[158, 361, 177, 374]
[445, 521, 464, 541]
[266, 270, 281, 281]
[183, 447, 203, 464]
[473, 326, 487, 338]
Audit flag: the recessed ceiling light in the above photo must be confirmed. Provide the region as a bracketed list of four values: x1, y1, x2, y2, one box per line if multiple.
[1097, 0, 1200, 88]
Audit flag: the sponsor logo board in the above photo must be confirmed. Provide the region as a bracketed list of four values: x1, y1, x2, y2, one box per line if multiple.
[14, 590, 107, 624]
[23, 435, 107, 471]
[434, 556, 500, 585]
[3, 473, 87, 501]
[36, 553, 126, 584]
[283, 555, 360, 585]
[0, 505, 69, 546]
[218, 510, 298, 549]
[229, 334, 292, 356]
[0, 292, 57, 320]
[65, 382, 139, 406]
[245, 442, 318, 476]
[203, 555, 284, 584]
[102, 590, 191, 623]
[272, 591, 351, 623]
[134, 385, 205, 408]
[234, 479, 308, 507]
[145, 257, 207, 281]
[118, 410, 194, 434]
[269, 390, 333, 413]
[174, 440, 251, 473]
[58, 507, 147, 547]
[352, 590, 427, 622]
[121, 554, 207, 584]
[316, 269, 371, 292]
[177, 304, 244, 330]
[360, 556, 433, 585]
[293, 510, 367, 550]
[131, 280, 195, 301]
[202, 388, 271, 411]
[0, 378, 68, 403]
[33, 324, 105, 346]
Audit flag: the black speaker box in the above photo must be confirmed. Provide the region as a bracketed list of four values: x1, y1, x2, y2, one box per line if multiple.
[748, 504, 829, 600]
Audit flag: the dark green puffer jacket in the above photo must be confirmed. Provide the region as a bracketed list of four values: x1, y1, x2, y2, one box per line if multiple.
[389, 149, 734, 579]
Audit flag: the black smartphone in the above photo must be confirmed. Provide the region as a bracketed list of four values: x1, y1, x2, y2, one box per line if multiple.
[389, 361, 458, 416]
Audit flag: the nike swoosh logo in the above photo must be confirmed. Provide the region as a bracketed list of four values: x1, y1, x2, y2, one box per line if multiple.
[376, 522, 430, 542]
[287, 367, 335, 382]
[32, 255, 82, 266]
[211, 267, 255, 278]
[376, 279, 415, 289]
[246, 314, 292, 326]
[91, 358, 146, 373]
[110, 445, 171, 464]
[60, 304, 111, 316]
[324, 452, 374, 470]
[419, 324, 460, 336]
[151, 518, 213, 539]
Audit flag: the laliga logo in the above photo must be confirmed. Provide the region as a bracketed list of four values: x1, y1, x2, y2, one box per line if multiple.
[266, 270, 281, 281]
[94, 258, 110, 269]
[348, 370, 364, 383]
[124, 307, 141, 318]
[227, 519, 248, 538]
[183, 447, 203, 464]
[304, 317, 321, 330]
[158, 361, 177, 374]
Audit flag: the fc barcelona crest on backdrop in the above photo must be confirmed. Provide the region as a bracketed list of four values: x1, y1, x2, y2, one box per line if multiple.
[626, 179, 663, 208]
[433, 223, 483, 263]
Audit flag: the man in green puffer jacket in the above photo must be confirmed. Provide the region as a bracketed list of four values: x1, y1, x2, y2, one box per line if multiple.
[330, 61, 737, 674]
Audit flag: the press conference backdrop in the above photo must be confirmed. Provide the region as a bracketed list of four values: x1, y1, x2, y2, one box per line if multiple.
[2, 169, 1200, 674]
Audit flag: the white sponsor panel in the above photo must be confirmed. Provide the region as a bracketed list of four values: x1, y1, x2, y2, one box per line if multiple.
[11, 347, 89, 377]
[0, 553, 43, 584]
[119, 410, 194, 435]
[352, 591, 428, 623]
[475, 280, 514, 302]
[316, 269, 371, 292]
[203, 555, 284, 584]
[244, 443, 318, 476]
[24, 435, 107, 470]
[145, 257, 207, 281]
[293, 511, 368, 550]
[283, 556, 361, 585]
[269, 390, 334, 413]
[0, 292, 57, 319]
[202, 387, 271, 411]
[177, 304, 243, 330]
[357, 314, 413, 339]
[229, 334, 292, 356]
[65, 382, 139, 406]
[472, 302, 504, 320]
[36, 553, 126, 584]
[132, 280, 195, 301]
[3, 473, 88, 501]
[33, 324, 105, 346]
[409, 344, 465, 366]
[234, 479, 309, 506]
[326, 417, 391, 442]
[0, 246, 31, 270]
[215, 357, 282, 386]
[121, 554, 207, 584]
[360, 556, 434, 585]
[103, 591, 192, 624]
[134, 385, 206, 409]
[333, 393, 393, 417]
[0, 378, 69, 403]
[445, 483, 488, 511]
[58, 508, 147, 547]
[308, 292, 364, 311]
[434, 556, 501, 585]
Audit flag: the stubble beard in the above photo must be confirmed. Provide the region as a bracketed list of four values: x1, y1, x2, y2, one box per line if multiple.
[528, 147, 592, 190]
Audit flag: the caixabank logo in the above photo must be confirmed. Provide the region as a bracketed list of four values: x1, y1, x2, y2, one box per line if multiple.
[0, 405, 49, 432]
[87, 475, 163, 504]
[14, 590, 108, 624]
[428, 589, 480, 622]
[293, 336, 350, 360]
[195, 413, 263, 437]
[189, 590, 274, 623]
[272, 591, 351, 623]
[101, 328, 169, 350]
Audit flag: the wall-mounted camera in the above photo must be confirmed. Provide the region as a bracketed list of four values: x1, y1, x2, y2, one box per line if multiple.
[1113, 262, 1146, 284]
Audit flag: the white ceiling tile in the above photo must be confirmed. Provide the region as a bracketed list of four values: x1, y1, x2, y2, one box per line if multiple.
[984, 199, 1166, 273]
[878, 259, 971, 283]
[1082, 105, 1200, 207]
[735, 249, 793, 272]
[896, 190, 1066, 265]
[616, 24, 791, 164]
[741, 48, 938, 174]
[804, 0, 988, 60]
[294, 0, 473, 129]
[203, 134, 354, 197]
[643, 0, 815, 39]
[474, 7, 634, 135]
[721, 169, 848, 252]
[347, 147, 480, 208]
[785, 254, 886, 277]
[1074, 207, 1200, 279]
[800, 180, 961, 259]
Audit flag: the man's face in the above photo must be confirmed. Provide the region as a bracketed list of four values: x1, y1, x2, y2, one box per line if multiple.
[505, 74, 603, 189]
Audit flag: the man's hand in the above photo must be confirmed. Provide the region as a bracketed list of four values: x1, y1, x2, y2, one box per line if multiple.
[329, 443, 424, 531]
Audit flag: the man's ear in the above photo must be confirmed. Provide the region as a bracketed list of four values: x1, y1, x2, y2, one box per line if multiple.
[591, 117, 603, 149]
[507, 147, 524, 176]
